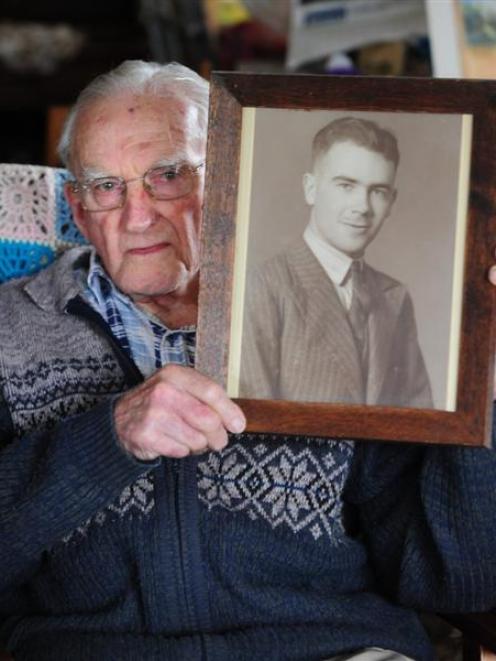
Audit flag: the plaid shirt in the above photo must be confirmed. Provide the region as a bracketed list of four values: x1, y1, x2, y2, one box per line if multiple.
[82, 251, 195, 377]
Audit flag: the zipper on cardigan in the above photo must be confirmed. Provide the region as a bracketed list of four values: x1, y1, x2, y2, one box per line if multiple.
[68, 294, 211, 638]
[164, 455, 212, 640]
[175, 459, 195, 626]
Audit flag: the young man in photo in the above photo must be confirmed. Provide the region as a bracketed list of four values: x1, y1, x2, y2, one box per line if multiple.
[240, 117, 432, 408]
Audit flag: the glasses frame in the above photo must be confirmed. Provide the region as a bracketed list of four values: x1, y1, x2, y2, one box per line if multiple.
[71, 162, 204, 212]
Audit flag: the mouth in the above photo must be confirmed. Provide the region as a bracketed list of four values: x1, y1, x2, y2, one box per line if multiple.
[127, 242, 171, 255]
[344, 222, 370, 232]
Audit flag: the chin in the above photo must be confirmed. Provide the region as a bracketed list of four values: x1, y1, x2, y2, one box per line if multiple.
[131, 281, 180, 299]
[117, 259, 198, 298]
[130, 273, 194, 300]
[341, 241, 368, 257]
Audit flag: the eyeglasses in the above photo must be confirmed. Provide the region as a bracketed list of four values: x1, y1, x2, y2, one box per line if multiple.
[71, 162, 204, 211]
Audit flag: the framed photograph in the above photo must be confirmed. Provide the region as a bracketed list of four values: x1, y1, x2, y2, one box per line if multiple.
[196, 72, 496, 446]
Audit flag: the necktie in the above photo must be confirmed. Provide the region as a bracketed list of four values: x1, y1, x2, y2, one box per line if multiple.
[347, 261, 371, 372]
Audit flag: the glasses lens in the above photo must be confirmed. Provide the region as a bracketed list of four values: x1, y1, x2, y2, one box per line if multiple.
[146, 165, 193, 200]
[86, 177, 125, 210]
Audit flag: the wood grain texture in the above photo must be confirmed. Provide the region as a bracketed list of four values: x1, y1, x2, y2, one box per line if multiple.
[196, 79, 242, 382]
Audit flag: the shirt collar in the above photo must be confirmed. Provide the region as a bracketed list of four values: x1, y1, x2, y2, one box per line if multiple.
[84, 250, 195, 332]
[86, 249, 127, 303]
[82, 250, 195, 376]
[303, 222, 356, 286]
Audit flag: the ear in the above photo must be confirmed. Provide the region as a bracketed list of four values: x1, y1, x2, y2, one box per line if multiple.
[302, 172, 316, 205]
[64, 182, 91, 240]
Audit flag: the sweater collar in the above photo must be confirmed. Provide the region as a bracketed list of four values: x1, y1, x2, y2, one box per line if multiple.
[23, 246, 92, 313]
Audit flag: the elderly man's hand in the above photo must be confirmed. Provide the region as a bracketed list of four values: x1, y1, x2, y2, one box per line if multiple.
[114, 365, 246, 461]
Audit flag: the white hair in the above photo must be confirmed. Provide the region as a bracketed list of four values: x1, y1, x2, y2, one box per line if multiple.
[57, 59, 209, 169]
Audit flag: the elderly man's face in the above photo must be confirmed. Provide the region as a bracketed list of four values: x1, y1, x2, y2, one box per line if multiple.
[67, 93, 205, 305]
[303, 140, 397, 258]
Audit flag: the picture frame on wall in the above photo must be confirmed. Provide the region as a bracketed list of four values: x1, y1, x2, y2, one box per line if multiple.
[196, 72, 496, 446]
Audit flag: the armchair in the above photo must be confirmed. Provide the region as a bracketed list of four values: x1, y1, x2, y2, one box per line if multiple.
[0, 162, 493, 661]
[0, 163, 86, 284]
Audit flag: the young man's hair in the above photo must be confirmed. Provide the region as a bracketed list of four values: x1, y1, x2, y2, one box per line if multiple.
[311, 116, 400, 170]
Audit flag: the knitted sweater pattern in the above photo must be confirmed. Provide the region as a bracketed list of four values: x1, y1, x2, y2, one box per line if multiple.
[1, 248, 496, 661]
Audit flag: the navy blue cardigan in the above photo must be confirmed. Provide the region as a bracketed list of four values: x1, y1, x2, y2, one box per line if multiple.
[0, 251, 495, 660]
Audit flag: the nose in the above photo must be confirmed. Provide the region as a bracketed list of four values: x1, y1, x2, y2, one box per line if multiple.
[351, 186, 372, 216]
[120, 182, 157, 232]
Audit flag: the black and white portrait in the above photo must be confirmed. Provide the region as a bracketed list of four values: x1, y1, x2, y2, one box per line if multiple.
[229, 109, 471, 411]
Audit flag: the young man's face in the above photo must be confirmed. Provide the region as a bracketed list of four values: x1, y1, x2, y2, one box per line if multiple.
[303, 140, 397, 258]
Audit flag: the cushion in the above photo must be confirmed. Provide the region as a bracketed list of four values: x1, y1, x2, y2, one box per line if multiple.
[0, 163, 87, 284]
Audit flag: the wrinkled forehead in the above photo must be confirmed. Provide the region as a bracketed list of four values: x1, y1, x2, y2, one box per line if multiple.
[72, 93, 204, 170]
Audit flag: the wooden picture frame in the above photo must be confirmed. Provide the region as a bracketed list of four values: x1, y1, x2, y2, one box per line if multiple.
[196, 72, 496, 446]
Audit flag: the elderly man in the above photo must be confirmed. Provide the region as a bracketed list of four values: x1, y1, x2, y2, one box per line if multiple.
[0, 60, 495, 661]
[239, 117, 432, 408]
